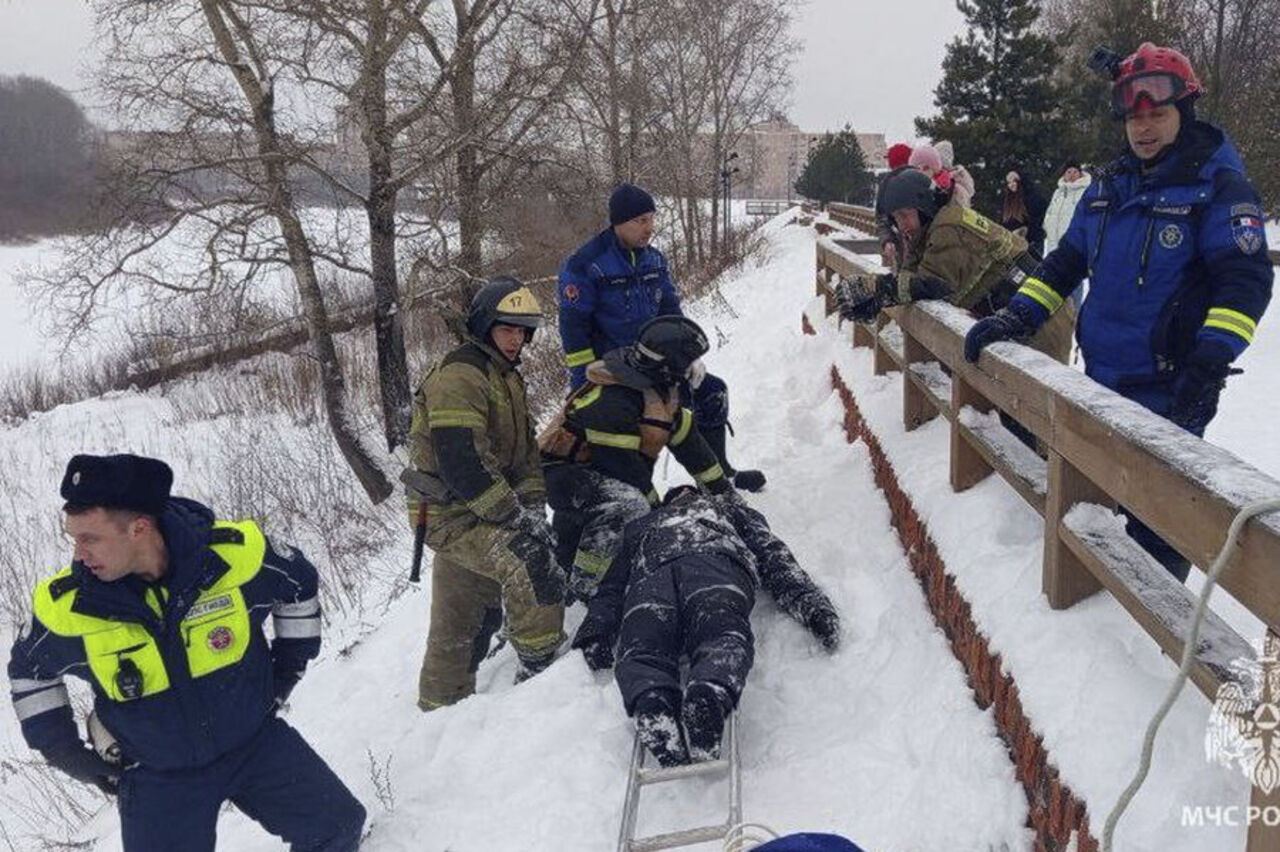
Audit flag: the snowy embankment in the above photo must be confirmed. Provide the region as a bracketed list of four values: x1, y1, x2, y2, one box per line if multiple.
[0, 215, 1033, 851]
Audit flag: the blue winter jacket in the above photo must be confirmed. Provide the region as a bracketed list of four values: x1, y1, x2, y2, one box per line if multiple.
[1012, 122, 1272, 395]
[558, 227, 682, 388]
[8, 498, 321, 771]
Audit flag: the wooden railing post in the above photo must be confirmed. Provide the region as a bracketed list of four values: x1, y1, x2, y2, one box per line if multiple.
[852, 321, 873, 349]
[950, 376, 994, 492]
[1043, 449, 1106, 609]
[872, 314, 893, 376]
[902, 329, 936, 431]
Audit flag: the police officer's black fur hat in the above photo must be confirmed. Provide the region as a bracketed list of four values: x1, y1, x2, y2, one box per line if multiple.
[61, 454, 173, 515]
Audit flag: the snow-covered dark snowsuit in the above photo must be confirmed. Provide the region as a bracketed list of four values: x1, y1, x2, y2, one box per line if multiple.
[573, 490, 840, 714]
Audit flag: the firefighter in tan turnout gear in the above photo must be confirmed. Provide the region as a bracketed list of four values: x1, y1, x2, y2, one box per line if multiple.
[406, 277, 565, 710]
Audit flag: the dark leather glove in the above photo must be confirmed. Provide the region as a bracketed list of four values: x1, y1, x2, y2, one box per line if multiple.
[805, 605, 842, 652]
[732, 469, 766, 492]
[571, 628, 614, 671]
[508, 505, 556, 553]
[1170, 339, 1235, 434]
[835, 275, 894, 323]
[964, 299, 1041, 363]
[43, 742, 119, 794]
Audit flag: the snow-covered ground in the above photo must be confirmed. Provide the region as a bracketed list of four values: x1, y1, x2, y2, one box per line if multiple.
[0, 208, 1277, 850]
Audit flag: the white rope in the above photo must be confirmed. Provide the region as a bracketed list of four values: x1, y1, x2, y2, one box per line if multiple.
[1102, 497, 1280, 850]
[722, 822, 780, 851]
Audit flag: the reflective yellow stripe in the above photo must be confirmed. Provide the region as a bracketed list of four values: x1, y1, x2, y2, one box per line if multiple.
[571, 386, 602, 410]
[669, 409, 694, 447]
[428, 408, 487, 429]
[693, 462, 725, 484]
[1204, 307, 1256, 344]
[513, 631, 564, 655]
[646, 488, 660, 506]
[574, 549, 613, 577]
[1016, 277, 1063, 313]
[468, 480, 515, 516]
[585, 429, 642, 450]
[565, 347, 596, 368]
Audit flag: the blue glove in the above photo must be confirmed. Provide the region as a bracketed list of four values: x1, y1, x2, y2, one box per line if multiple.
[964, 299, 1042, 363]
[1170, 339, 1235, 434]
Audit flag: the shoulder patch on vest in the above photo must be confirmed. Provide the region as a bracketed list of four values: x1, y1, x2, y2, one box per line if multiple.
[959, 207, 992, 234]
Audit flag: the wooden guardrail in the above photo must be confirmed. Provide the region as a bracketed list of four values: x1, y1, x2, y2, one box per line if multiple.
[815, 240, 1280, 850]
[824, 202, 878, 235]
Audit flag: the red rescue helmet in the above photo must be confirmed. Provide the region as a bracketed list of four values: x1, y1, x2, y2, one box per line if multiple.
[1111, 43, 1203, 118]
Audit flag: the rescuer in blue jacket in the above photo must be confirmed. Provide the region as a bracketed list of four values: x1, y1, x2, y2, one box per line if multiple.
[965, 43, 1273, 581]
[558, 183, 765, 492]
[8, 454, 365, 851]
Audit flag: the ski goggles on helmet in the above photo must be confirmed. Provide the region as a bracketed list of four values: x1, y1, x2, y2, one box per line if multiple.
[1111, 72, 1187, 117]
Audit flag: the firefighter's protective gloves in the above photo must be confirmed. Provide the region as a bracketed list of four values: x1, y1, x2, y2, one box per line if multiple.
[571, 627, 614, 671]
[835, 275, 897, 323]
[44, 742, 120, 794]
[963, 299, 1041, 362]
[1170, 338, 1236, 434]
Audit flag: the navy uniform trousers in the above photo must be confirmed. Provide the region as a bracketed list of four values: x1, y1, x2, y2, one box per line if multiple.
[119, 715, 365, 851]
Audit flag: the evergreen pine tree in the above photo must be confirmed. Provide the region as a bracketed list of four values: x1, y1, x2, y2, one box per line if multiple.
[916, 0, 1073, 213]
[793, 125, 874, 206]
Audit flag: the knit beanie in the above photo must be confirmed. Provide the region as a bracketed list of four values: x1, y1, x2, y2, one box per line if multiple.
[935, 140, 955, 169]
[609, 183, 656, 226]
[908, 145, 943, 173]
[886, 143, 912, 170]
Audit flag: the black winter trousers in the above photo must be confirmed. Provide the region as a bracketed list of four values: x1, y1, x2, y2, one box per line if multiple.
[615, 553, 755, 715]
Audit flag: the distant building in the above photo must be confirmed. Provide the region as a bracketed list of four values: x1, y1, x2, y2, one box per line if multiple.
[735, 119, 886, 200]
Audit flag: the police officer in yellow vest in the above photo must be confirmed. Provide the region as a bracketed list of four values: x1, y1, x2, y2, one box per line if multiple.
[7, 454, 365, 851]
[407, 277, 566, 710]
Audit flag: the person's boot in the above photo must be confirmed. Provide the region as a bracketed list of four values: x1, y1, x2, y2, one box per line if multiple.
[514, 649, 556, 684]
[702, 423, 766, 493]
[681, 681, 732, 762]
[633, 689, 687, 767]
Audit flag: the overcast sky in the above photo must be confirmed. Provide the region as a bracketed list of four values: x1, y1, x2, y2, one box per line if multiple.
[0, 0, 965, 144]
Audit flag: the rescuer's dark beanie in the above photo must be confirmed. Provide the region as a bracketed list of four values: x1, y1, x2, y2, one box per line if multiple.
[609, 183, 656, 226]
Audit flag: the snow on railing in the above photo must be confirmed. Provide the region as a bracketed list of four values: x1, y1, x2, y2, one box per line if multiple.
[815, 246, 1280, 852]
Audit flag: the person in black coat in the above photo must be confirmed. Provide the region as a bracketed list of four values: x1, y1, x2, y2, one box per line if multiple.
[1000, 169, 1048, 258]
[572, 486, 840, 766]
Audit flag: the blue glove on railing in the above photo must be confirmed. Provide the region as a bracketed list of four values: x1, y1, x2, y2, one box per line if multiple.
[964, 299, 1042, 363]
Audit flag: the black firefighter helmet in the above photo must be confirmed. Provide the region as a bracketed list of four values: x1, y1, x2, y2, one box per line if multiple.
[466, 276, 544, 341]
[605, 315, 709, 388]
[880, 168, 941, 219]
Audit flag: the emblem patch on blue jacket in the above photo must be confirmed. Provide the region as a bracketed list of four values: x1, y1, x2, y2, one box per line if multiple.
[1232, 215, 1264, 255]
[1159, 224, 1184, 249]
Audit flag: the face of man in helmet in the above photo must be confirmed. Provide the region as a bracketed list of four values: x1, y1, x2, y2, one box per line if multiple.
[891, 207, 923, 243]
[614, 212, 656, 250]
[489, 323, 529, 362]
[1125, 103, 1181, 161]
